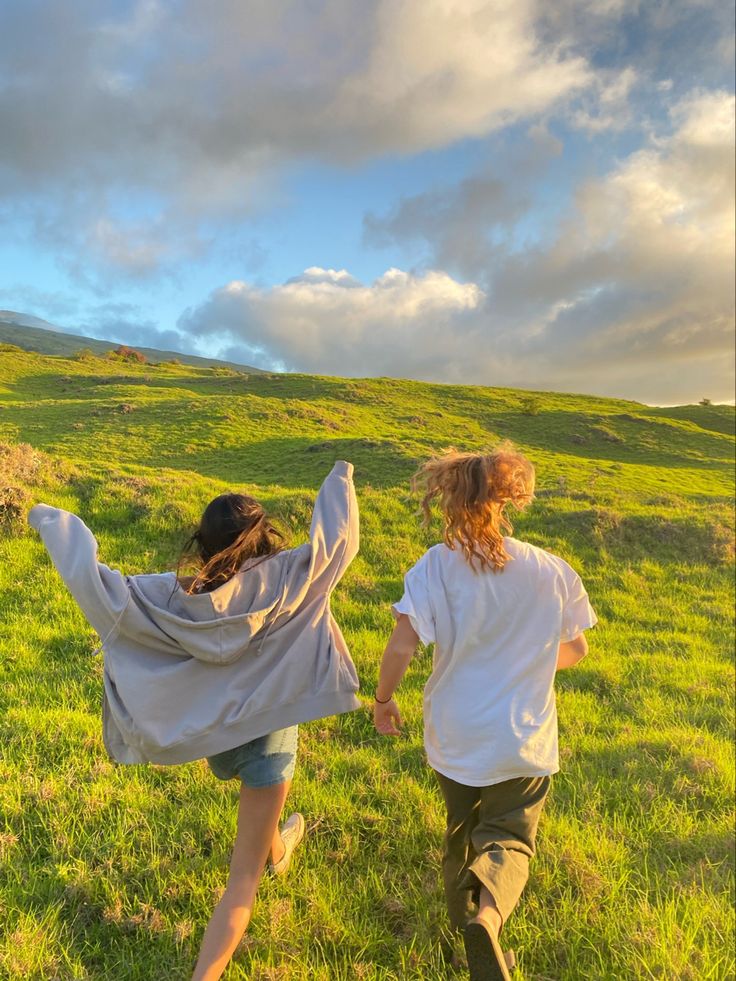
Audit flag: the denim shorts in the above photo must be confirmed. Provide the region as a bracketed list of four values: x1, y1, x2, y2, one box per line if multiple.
[206, 726, 299, 789]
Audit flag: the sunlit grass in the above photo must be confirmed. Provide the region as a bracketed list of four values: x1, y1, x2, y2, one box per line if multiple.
[0, 348, 733, 979]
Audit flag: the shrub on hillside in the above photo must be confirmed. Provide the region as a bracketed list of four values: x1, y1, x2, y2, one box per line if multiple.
[520, 395, 542, 416]
[74, 348, 97, 361]
[110, 345, 146, 364]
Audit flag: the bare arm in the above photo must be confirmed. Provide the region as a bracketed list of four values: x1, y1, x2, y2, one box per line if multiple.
[373, 614, 420, 736]
[556, 633, 589, 670]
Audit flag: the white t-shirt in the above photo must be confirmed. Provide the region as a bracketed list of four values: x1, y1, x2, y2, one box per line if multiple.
[393, 538, 597, 787]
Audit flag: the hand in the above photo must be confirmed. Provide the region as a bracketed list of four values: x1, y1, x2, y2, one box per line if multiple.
[373, 697, 403, 736]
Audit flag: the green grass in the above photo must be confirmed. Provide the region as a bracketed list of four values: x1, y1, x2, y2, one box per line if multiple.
[0, 349, 733, 980]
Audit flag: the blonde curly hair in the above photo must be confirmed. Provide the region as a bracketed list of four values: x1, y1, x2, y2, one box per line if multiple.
[413, 443, 535, 572]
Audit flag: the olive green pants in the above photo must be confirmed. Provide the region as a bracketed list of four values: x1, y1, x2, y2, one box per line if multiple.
[434, 771, 551, 930]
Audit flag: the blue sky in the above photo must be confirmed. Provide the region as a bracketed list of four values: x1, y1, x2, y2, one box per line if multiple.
[1, 0, 733, 403]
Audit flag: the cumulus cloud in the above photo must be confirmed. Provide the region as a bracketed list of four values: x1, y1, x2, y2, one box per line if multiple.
[329, 0, 590, 155]
[179, 267, 485, 378]
[487, 88, 735, 390]
[1, 1, 591, 182]
[1, 0, 730, 277]
[183, 89, 735, 403]
[0, 0, 601, 275]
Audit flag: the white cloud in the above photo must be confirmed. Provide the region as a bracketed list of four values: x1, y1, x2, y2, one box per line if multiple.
[0, 0, 596, 274]
[0, 0, 593, 182]
[182, 89, 735, 403]
[180, 267, 485, 377]
[485, 89, 735, 398]
[330, 0, 591, 154]
[1, 0, 731, 277]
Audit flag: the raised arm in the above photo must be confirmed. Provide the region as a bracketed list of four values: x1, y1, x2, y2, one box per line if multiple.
[28, 504, 129, 637]
[307, 461, 359, 592]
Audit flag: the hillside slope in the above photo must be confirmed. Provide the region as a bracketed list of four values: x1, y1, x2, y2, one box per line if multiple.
[0, 348, 733, 981]
[0, 312, 265, 373]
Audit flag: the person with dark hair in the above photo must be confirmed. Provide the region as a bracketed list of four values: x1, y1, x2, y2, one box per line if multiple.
[372, 446, 597, 980]
[28, 462, 360, 981]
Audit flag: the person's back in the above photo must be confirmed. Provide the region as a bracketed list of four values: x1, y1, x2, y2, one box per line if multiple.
[373, 444, 596, 980]
[408, 536, 595, 786]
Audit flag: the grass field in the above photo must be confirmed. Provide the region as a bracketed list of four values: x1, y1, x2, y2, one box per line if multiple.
[0, 345, 733, 980]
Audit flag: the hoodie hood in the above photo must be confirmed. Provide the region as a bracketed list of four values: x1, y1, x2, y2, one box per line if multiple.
[124, 555, 295, 664]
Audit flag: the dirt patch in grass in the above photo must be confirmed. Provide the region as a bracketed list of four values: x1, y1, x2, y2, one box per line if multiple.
[0, 441, 71, 532]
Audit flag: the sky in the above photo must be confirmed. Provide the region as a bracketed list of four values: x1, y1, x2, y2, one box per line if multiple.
[0, 0, 734, 405]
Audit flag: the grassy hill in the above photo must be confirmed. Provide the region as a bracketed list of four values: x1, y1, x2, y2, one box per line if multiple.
[0, 314, 265, 373]
[0, 347, 733, 980]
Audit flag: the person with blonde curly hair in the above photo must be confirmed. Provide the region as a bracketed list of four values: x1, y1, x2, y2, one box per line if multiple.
[373, 444, 597, 980]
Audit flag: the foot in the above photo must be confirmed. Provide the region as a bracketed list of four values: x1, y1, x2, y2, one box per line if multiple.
[446, 942, 515, 974]
[463, 919, 513, 981]
[269, 812, 305, 876]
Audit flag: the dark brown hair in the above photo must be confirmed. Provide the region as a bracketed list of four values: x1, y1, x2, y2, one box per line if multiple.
[413, 443, 535, 572]
[177, 493, 285, 594]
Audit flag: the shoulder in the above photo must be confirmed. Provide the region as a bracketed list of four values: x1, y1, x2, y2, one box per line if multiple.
[408, 543, 452, 573]
[506, 538, 576, 578]
[398, 545, 447, 590]
[504, 537, 548, 565]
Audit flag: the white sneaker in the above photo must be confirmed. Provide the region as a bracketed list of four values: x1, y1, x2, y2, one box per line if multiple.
[269, 813, 305, 876]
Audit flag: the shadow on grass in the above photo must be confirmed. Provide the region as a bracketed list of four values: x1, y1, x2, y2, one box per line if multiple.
[183, 436, 422, 489]
[523, 503, 734, 568]
[478, 409, 733, 471]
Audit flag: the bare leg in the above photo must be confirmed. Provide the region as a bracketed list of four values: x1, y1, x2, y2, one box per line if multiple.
[269, 795, 289, 866]
[191, 780, 290, 981]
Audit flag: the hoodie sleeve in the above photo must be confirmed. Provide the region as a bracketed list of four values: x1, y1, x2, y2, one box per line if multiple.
[306, 461, 359, 593]
[28, 504, 130, 638]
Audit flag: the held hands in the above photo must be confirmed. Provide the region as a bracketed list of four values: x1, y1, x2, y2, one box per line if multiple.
[373, 697, 403, 736]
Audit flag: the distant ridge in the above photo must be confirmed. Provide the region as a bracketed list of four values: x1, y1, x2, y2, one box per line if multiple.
[0, 311, 265, 373]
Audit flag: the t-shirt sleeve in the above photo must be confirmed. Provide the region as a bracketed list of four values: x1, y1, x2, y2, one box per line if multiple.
[558, 559, 598, 643]
[392, 552, 436, 646]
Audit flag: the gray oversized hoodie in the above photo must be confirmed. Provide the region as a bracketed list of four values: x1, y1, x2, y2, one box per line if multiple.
[28, 461, 361, 765]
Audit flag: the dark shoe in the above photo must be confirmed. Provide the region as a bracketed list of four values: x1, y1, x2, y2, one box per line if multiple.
[463, 920, 512, 981]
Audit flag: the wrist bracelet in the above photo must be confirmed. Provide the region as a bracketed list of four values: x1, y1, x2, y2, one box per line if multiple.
[374, 692, 392, 704]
